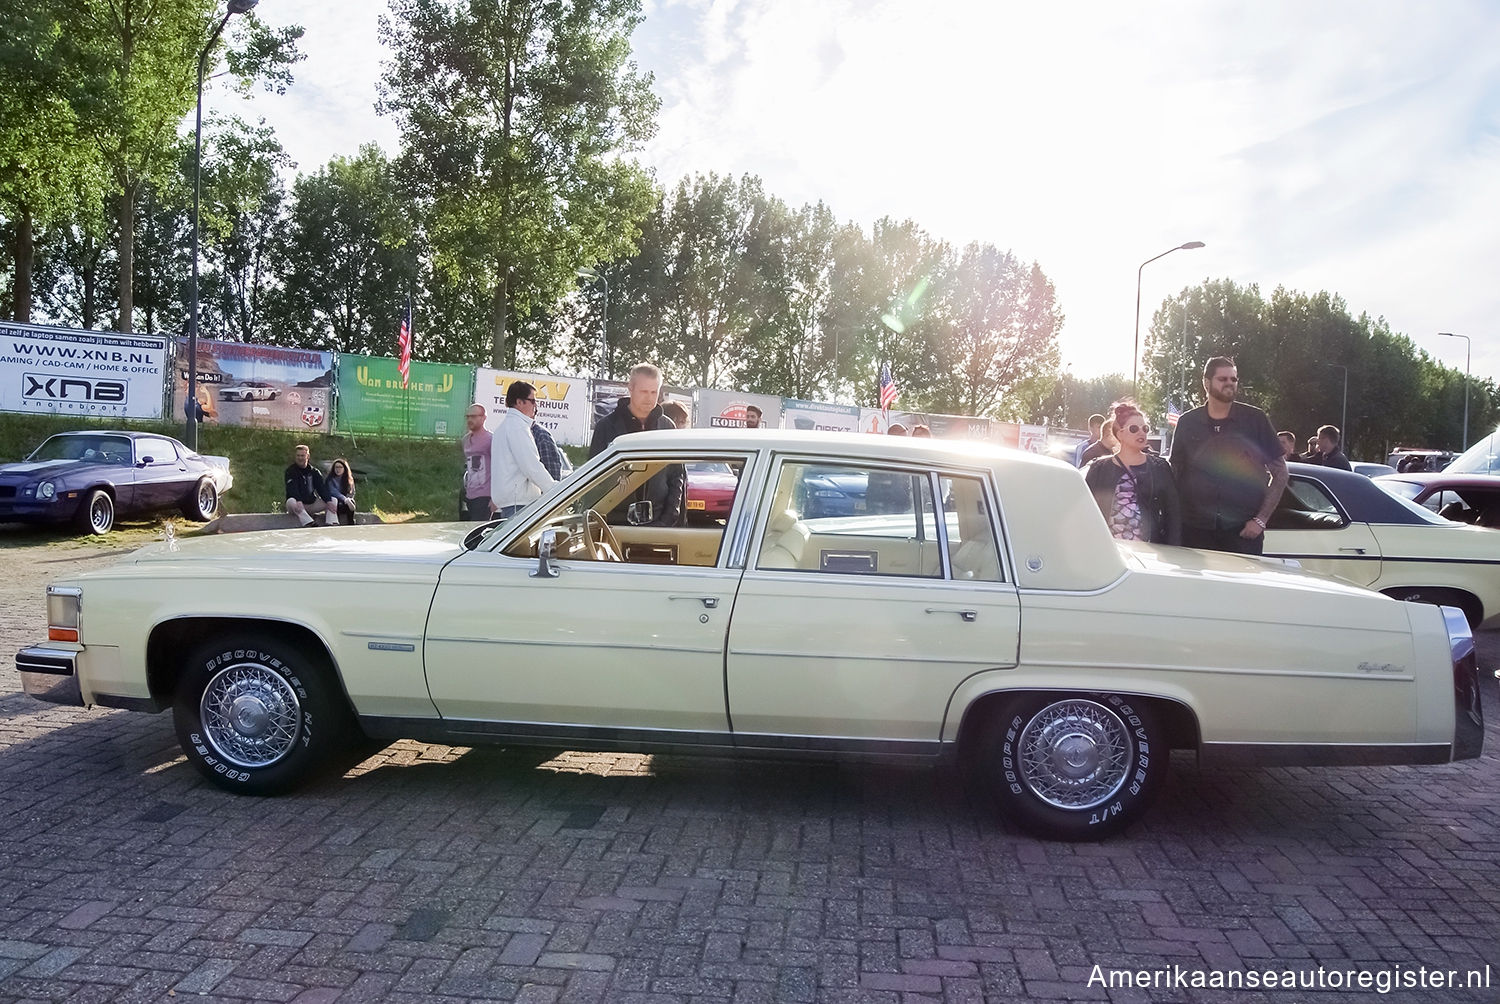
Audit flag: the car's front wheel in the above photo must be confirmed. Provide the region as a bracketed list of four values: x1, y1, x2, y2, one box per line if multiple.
[75, 488, 114, 534]
[172, 634, 353, 795]
[182, 477, 219, 522]
[979, 693, 1166, 841]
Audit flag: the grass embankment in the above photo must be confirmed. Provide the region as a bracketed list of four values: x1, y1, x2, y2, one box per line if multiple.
[0, 412, 587, 525]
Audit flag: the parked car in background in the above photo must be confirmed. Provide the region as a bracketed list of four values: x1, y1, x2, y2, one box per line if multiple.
[1374, 472, 1500, 528]
[1263, 462, 1500, 627]
[0, 431, 232, 534]
[684, 461, 738, 524]
[1387, 449, 1455, 473]
[799, 466, 869, 518]
[16, 433, 1483, 842]
[1351, 462, 1396, 478]
[219, 380, 279, 402]
[1443, 428, 1500, 475]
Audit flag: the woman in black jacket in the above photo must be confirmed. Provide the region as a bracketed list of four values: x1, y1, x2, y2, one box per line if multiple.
[1084, 401, 1182, 545]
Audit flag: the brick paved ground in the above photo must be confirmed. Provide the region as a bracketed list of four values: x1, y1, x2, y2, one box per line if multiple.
[0, 535, 1496, 1003]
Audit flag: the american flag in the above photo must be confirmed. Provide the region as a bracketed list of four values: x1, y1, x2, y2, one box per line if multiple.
[878, 362, 898, 411]
[397, 297, 412, 389]
[1166, 402, 1181, 428]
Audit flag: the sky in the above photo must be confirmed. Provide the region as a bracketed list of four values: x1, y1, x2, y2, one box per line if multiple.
[204, 0, 1500, 387]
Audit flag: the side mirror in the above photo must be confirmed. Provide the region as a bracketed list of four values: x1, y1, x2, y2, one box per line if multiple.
[530, 526, 571, 578]
[137, 457, 152, 467]
[627, 500, 655, 525]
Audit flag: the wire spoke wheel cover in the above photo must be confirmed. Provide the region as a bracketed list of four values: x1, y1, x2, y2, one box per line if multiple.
[1016, 699, 1129, 809]
[981, 692, 1167, 841]
[200, 662, 303, 767]
[174, 635, 353, 795]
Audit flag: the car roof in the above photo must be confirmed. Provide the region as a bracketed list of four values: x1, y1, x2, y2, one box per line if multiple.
[606, 427, 1055, 467]
[1375, 472, 1500, 489]
[1287, 462, 1435, 525]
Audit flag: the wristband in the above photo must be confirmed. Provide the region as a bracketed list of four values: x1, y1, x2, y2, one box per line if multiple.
[1252, 516, 1266, 529]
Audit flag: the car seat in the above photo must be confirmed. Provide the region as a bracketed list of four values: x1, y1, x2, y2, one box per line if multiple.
[759, 510, 811, 569]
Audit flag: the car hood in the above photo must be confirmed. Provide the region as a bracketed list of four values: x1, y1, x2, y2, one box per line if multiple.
[688, 472, 740, 490]
[121, 520, 475, 569]
[0, 459, 88, 480]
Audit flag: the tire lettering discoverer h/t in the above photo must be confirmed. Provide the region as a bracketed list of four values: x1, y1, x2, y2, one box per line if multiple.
[173, 635, 354, 795]
[981, 692, 1167, 841]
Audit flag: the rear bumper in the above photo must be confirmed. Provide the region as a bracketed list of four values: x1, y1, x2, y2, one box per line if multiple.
[16, 645, 83, 706]
[1443, 605, 1485, 761]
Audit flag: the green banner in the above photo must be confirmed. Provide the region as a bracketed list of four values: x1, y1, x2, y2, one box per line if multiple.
[334, 354, 474, 438]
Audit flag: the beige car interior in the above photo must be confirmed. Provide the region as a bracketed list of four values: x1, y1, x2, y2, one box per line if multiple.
[757, 462, 1002, 582]
[503, 457, 743, 568]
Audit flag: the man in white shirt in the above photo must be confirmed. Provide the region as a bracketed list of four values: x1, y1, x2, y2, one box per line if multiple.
[490, 381, 556, 518]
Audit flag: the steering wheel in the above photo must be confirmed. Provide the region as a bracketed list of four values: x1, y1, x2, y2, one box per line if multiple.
[583, 509, 623, 562]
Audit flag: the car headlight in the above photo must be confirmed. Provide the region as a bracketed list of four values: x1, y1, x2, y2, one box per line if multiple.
[37, 481, 55, 500]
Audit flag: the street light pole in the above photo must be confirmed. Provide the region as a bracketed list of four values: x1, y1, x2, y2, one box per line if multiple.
[1325, 363, 1347, 442]
[1438, 332, 1472, 449]
[576, 268, 608, 380]
[186, 0, 259, 450]
[1133, 240, 1205, 393]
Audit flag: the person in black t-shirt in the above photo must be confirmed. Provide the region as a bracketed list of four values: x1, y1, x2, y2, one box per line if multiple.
[1169, 357, 1288, 554]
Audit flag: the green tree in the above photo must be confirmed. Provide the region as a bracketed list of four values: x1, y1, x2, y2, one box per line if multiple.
[266, 145, 420, 356]
[59, 0, 301, 331]
[0, 0, 105, 322]
[378, 0, 659, 368]
[930, 243, 1064, 417]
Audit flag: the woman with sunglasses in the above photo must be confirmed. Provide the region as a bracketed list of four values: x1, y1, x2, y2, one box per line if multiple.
[1084, 401, 1181, 545]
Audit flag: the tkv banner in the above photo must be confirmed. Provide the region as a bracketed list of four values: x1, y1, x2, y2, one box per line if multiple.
[475, 367, 590, 447]
[0, 321, 167, 419]
[172, 337, 333, 432]
[335, 354, 473, 438]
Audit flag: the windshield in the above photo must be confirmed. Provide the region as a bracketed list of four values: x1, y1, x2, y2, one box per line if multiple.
[1446, 430, 1500, 474]
[27, 434, 133, 464]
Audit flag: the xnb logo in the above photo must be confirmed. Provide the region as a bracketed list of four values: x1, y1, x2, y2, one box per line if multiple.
[23, 373, 127, 404]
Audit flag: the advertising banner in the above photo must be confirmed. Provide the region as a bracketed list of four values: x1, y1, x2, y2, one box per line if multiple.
[781, 398, 860, 432]
[172, 337, 333, 432]
[993, 422, 1022, 449]
[1018, 423, 1049, 454]
[335, 354, 473, 438]
[928, 413, 993, 440]
[474, 368, 591, 446]
[694, 389, 782, 429]
[0, 321, 167, 419]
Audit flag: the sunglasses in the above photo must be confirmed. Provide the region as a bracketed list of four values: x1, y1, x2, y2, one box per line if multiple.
[1124, 422, 1150, 434]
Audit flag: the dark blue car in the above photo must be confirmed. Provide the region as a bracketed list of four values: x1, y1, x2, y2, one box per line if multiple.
[0, 431, 233, 534]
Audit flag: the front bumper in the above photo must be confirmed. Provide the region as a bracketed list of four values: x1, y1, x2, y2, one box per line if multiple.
[16, 645, 83, 706]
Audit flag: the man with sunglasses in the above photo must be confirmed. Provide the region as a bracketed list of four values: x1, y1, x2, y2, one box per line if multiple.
[1169, 356, 1287, 554]
[490, 381, 557, 519]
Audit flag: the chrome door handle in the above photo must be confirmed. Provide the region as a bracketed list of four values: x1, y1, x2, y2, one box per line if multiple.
[1337, 547, 1367, 554]
[926, 607, 977, 622]
[670, 595, 719, 609]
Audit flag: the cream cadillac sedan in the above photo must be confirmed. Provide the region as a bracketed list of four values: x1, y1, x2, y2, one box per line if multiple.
[15, 431, 1485, 841]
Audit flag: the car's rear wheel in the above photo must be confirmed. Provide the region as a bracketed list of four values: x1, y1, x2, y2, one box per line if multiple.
[979, 693, 1166, 841]
[172, 633, 353, 795]
[182, 477, 219, 522]
[75, 489, 114, 535]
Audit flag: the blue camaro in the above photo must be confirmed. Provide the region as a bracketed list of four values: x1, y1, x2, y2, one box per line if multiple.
[0, 430, 233, 534]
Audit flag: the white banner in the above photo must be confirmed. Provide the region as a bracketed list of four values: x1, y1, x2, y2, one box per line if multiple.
[475, 368, 591, 446]
[694, 388, 782, 429]
[782, 398, 860, 432]
[0, 322, 167, 419]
